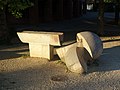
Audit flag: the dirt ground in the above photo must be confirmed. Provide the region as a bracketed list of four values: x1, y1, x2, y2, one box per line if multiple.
[0, 35, 120, 90]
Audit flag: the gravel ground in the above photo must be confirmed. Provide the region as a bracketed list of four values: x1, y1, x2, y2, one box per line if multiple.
[0, 36, 120, 90]
[0, 12, 120, 90]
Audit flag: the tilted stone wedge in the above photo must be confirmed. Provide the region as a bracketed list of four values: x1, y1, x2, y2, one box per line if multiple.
[56, 42, 90, 73]
[64, 44, 88, 74]
[56, 43, 77, 63]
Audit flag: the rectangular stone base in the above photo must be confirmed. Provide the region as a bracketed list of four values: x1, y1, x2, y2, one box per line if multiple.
[29, 43, 54, 60]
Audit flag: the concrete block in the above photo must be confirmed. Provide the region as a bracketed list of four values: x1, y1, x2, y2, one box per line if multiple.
[17, 31, 63, 60]
[29, 43, 54, 60]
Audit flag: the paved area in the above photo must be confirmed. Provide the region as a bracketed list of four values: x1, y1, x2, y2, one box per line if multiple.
[16, 12, 120, 33]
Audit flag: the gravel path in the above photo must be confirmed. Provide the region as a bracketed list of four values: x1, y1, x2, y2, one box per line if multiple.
[0, 12, 120, 90]
[0, 37, 120, 90]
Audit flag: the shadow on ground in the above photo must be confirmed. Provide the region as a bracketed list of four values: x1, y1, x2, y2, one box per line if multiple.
[88, 46, 120, 73]
[0, 44, 29, 60]
[0, 45, 120, 90]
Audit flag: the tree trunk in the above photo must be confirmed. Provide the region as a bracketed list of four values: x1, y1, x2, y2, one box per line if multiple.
[115, 0, 119, 25]
[0, 8, 9, 44]
[93, 0, 97, 12]
[83, 0, 87, 14]
[98, 0, 105, 35]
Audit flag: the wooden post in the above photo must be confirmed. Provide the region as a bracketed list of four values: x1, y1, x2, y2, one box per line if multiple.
[29, 0, 39, 24]
[63, 0, 73, 19]
[44, 0, 53, 22]
[79, 0, 83, 16]
[58, 0, 64, 20]
[73, 0, 80, 17]
[52, 0, 63, 20]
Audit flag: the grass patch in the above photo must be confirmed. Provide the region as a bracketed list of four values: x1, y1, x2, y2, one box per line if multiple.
[56, 60, 65, 65]
[21, 54, 30, 58]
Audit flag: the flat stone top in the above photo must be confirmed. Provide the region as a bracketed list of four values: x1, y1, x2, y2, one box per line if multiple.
[22, 31, 63, 35]
[17, 31, 63, 46]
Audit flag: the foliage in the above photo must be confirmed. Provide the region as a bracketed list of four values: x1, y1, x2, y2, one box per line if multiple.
[104, 0, 114, 3]
[104, 0, 120, 3]
[0, 0, 33, 18]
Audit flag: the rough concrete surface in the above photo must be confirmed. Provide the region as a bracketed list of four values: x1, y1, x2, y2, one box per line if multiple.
[0, 36, 120, 90]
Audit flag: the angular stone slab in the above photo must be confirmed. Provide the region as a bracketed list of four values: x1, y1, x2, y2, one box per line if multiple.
[77, 31, 103, 60]
[65, 45, 87, 74]
[17, 31, 63, 46]
[17, 31, 63, 60]
[56, 43, 77, 63]
[56, 42, 92, 73]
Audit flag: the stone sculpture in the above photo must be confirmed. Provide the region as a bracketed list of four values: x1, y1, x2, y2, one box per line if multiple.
[17, 31, 103, 74]
[57, 31, 103, 74]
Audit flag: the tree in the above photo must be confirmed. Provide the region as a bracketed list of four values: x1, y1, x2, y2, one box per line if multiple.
[0, 0, 33, 44]
[98, 0, 105, 35]
[105, 0, 120, 24]
[98, 0, 120, 34]
[114, 0, 120, 24]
